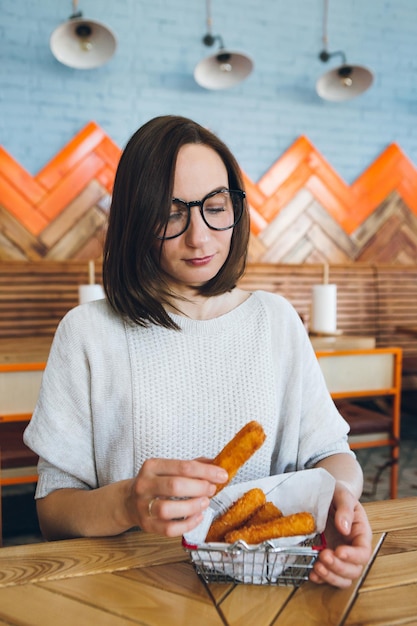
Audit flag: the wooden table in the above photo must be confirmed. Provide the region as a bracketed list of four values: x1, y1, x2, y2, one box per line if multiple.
[0, 498, 416, 625]
[310, 334, 376, 351]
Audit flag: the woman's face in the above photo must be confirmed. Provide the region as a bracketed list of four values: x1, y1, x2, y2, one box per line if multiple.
[158, 143, 233, 294]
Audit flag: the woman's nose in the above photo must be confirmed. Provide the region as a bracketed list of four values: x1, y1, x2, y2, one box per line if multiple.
[184, 207, 210, 244]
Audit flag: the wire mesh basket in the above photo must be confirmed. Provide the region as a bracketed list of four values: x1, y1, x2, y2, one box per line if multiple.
[183, 535, 323, 586]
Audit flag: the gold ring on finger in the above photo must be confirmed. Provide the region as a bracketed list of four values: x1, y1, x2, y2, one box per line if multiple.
[148, 497, 158, 518]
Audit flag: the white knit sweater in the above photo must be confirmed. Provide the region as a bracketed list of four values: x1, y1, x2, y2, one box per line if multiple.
[24, 290, 352, 498]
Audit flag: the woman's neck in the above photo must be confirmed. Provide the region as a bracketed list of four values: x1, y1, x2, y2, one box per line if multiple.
[165, 288, 250, 321]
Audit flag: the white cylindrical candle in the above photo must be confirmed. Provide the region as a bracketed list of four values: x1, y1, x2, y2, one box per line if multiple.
[78, 284, 105, 305]
[311, 284, 337, 334]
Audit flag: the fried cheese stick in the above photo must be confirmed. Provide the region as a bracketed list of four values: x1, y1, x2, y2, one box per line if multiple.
[246, 501, 282, 526]
[205, 488, 266, 543]
[212, 421, 266, 494]
[224, 511, 316, 544]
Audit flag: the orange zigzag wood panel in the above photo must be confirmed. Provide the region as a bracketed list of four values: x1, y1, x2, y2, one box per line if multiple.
[0, 122, 120, 236]
[243, 136, 417, 236]
[1, 122, 417, 237]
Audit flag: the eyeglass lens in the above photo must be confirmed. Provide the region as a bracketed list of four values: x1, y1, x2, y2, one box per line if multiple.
[164, 190, 243, 239]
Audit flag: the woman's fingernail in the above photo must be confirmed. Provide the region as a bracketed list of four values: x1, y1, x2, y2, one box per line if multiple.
[218, 470, 228, 482]
[342, 518, 350, 532]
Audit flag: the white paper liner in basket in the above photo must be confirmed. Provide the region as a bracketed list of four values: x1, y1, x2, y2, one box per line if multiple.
[183, 468, 335, 584]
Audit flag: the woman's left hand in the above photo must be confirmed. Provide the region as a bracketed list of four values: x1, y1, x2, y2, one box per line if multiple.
[309, 482, 373, 588]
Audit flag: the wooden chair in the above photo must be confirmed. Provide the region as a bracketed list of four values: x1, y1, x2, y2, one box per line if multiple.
[315, 347, 403, 499]
[0, 361, 45, 544]
[0, 452, 2, 547]
[0, 361, 44, 487]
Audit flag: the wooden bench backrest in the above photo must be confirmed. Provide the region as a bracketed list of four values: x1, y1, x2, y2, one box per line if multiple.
[1, 261, 417, 359]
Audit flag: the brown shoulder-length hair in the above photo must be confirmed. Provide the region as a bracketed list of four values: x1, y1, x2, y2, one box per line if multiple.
[102, 115, 250, 329]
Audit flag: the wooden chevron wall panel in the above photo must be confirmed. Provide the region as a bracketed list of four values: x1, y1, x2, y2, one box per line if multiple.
[1, 123, 417, 263]
[0, 122, 118, 261]
[244, 136, 417, 264]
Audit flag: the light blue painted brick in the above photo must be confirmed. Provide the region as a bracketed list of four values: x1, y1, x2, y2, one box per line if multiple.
[1, 0, 417, 184]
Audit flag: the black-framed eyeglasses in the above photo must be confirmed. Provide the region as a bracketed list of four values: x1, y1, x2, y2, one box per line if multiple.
[156, 188, 245, 240]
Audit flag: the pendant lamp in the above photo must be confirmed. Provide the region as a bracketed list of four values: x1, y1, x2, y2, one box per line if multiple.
[194, 0, 253, 90]
[50, 1, 117, 69]
[316, 0, 373, 102]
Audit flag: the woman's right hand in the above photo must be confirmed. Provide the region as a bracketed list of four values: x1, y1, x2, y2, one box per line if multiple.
[124, 457, 229, 537]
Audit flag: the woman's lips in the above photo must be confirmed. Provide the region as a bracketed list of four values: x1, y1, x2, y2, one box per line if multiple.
[184, 255, 215, 267]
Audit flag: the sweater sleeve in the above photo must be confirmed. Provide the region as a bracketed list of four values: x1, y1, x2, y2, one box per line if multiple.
[295, 319, 353, 467]
[24, 307, 98, 497]
[23, 300, 134, 499]
[259, 291, 353, 474]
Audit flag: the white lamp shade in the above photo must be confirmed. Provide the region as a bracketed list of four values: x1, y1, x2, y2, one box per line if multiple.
[50, 17, 117, 69]
[316, 64, 374, 102]
[194, 50, 253, 90]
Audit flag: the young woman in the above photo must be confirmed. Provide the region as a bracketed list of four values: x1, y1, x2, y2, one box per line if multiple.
[24, 115, 372, 588]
